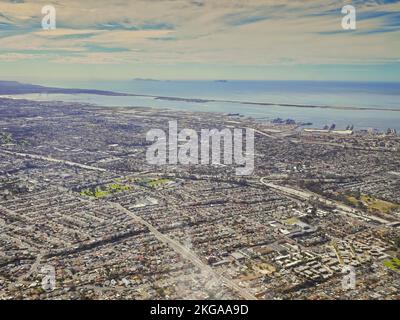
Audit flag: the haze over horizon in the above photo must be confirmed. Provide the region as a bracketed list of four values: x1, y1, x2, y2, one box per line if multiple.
[0, 0, 399, 84]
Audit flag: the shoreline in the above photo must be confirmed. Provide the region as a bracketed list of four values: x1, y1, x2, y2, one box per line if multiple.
[1, 91, 400, 113]
[0, 96, 398, 135]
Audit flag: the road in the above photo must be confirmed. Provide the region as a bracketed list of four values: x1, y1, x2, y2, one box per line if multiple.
[289, 138, 397, 153]
[110, 202, 257, 300]
[388, 171, 400, 177]
[253, 129, 278, 140]
[0, 149, 107, 172]
[259, 177, 390, 225]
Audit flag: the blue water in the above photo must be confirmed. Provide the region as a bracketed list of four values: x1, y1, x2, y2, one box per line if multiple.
[6, 80, 400, 131]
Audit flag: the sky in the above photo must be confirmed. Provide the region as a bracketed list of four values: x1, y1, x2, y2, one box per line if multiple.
[0, 0, 399, 83]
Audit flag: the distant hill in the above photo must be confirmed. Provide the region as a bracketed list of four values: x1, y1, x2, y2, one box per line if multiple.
[0, 81, 131, 96]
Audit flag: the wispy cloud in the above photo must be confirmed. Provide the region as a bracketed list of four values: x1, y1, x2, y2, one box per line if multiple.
[0, 0, 399, 79]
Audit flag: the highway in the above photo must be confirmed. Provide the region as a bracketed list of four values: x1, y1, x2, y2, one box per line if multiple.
[0, 149, 107, 172]
[259, 177, 390, 225]
[111, 202, 257, 300]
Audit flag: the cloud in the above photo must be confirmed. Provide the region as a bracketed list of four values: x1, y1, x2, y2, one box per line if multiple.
[0, 0, 398, 68]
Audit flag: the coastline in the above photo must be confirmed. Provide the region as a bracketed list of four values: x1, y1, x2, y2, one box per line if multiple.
[0, 96, 398, 135]
[2, 91, 400, 113]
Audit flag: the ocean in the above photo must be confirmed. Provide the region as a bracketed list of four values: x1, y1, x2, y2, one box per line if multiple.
[6, 80, 400, 132]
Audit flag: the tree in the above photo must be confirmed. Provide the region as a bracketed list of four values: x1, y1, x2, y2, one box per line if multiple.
[395, 237, 400, 249]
